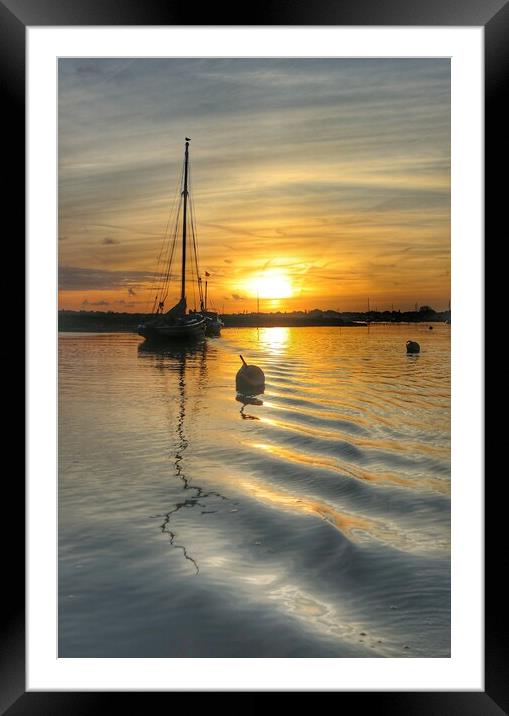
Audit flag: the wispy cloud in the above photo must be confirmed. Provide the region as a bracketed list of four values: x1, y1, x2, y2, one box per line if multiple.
[81, 299, 110, 306]
[59, 58, 450, 311]
[59, 265, 155, 291]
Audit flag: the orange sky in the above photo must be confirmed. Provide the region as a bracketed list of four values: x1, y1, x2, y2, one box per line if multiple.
[59, 59, 450, 314]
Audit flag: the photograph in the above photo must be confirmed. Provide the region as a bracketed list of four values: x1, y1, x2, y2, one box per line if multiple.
[57, 57, 452, 659]
[0, 0, 494, 701]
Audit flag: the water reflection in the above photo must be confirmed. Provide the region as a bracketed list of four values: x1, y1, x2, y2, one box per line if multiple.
[257, 326, 289, 354]
[138, 340, 227, 573]
[60, 328, 451, 657]
[137, 337, 207, 363]
[236, 394, 263, 420]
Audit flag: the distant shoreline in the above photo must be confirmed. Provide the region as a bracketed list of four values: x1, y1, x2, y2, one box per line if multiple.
[59, 309, 451, 333]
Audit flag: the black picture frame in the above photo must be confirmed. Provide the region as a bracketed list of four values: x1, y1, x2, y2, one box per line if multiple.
[7, 0, 495, 712]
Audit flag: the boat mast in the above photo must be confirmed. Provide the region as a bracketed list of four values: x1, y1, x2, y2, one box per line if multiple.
[181, 139, 190, 302]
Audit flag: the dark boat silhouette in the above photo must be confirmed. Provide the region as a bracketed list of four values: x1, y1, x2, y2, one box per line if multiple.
[201, 274, 224, 336]
[138, 139, 207, 342]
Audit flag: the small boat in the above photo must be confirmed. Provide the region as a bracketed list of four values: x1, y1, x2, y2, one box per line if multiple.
[203, 310, 224, 336]
[199, 274, 224, 335]
[138, 139, 207, 343]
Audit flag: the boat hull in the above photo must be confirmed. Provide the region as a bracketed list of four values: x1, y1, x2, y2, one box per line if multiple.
[138, 316, 206, 342]
[204, 313, 224, 336]
[205, 320, 223, 336]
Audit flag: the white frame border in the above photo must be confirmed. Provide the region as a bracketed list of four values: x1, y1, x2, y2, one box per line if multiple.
[27, 26, 483, 691]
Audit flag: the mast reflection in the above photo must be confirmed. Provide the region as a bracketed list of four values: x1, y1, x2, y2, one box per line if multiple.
[138, 340, 227, 574]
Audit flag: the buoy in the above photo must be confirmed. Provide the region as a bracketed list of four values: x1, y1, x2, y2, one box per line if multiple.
[429, 325, 433, 330]
[406, 340, 420, 354]
[236, 355, 265, 395]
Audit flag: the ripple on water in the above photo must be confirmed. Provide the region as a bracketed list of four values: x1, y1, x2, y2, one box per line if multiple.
[59, 326, 450, 657]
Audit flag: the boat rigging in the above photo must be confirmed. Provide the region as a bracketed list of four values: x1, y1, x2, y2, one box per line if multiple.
[138, 139, 213, 342]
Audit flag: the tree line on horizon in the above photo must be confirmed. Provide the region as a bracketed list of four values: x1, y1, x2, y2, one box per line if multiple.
[58, 305, 451, 332]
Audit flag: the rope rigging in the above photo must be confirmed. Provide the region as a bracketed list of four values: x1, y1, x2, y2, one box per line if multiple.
[188, 163, 204, 311]
[149, 161, 185, 314]
[147, 143, 206, 317]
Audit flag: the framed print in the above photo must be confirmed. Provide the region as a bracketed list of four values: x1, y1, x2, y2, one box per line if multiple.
[6, 0, 496, 711]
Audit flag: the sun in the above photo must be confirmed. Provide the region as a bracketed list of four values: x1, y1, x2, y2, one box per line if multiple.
[247, 269, 293, 299]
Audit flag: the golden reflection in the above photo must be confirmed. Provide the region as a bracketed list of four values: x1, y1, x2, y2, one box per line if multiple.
[202, 457, 394, 544]
[258, 326, 289, 353]
[232, 471, 401, 546]
[251, 434, 449, 496]
[260, 414, 449, 463]
[237, 473, 366, 537]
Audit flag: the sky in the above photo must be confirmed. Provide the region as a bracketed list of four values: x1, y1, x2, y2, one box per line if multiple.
[58, 58, 450, 314]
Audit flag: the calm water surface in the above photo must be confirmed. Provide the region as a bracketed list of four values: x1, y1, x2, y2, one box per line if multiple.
[59, 325, 450, 657]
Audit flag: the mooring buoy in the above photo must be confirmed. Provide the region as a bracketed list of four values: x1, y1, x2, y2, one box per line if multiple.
[236, 355, 265, 395]
[406, 340, 420, 354]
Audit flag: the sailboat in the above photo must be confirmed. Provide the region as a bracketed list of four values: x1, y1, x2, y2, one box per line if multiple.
[200, 273, 224, 336]
[138, 139, 207, 342]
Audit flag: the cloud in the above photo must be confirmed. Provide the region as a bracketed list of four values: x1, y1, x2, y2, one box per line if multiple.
[81, 299, 110, 306]
[75, 64, 104, 77]
[112, 299, 145, 307]
[58, 58, 450, 310]
[59, 265, 155, 291]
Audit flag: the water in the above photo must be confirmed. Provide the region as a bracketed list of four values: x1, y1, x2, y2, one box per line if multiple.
[59, 325, 450, 657]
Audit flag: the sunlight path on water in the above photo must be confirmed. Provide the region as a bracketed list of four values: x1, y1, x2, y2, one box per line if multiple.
[59, 324, 450, 657]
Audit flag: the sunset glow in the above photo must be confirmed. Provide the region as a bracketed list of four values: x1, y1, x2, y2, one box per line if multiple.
[58, 59, 450, 314]
[246, 270, 294, 300]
